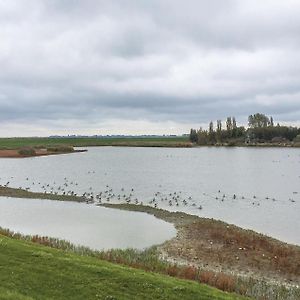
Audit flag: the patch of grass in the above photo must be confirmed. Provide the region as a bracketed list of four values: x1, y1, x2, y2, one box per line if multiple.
[18, 147, 36, 156]
[46, 145, 74, 153]
[0, 186, 85, 202]
[0, 136, 191, 150]
[0, 234, 247, 300]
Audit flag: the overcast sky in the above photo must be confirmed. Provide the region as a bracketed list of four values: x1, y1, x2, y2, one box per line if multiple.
[1, 0, 300, 136]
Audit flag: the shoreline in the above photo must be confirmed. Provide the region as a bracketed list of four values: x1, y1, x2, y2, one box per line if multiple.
[194, 143, 300, 149]
[100, 203, 300, 287]
[0, 149, 87, 158]
[0, 186, 299, 289]
[1, 136, 300, 151]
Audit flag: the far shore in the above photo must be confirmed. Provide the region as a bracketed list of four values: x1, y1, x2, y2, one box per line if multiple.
[0, 136, 300, 152]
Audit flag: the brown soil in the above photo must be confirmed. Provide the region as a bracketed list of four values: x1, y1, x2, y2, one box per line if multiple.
[0, 149, 86, 158]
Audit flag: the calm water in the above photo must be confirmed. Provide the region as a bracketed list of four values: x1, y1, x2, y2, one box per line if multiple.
[0, 197, 176, 250]
[0, 146, 299, 245]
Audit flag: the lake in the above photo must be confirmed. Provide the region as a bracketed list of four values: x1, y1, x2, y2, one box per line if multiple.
[0, 146, 299, 245]
[0, 197, 176, 250]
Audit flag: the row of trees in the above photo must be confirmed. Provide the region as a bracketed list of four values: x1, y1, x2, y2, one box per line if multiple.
[189, 113, 300, 145]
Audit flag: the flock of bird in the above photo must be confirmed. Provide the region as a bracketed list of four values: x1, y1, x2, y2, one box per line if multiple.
[0, 172, 298, 210]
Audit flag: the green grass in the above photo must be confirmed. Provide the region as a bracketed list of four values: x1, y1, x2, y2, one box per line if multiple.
[0, 235, 247, 300]
[0, 186, 85, 202]
[0, 136, 190, 149]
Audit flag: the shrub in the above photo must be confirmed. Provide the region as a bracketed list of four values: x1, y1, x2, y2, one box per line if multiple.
[18, 147, 36, 156]
[46, 145, 74, 153]
[227, 141, 236, 147]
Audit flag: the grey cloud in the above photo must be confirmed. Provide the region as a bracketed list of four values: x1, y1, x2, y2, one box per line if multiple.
[0, 0, 300, 135]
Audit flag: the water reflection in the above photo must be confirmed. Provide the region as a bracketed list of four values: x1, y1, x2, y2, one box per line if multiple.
[0, 197, 176, 250]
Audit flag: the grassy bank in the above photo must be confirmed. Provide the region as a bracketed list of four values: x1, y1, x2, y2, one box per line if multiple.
[0, 234, 246, 300]
[0, 136, 191, 149]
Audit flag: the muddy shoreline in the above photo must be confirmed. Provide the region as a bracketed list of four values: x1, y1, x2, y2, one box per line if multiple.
[100, 203, 300, 287]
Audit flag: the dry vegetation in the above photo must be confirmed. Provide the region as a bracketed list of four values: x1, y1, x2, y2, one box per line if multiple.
[102, 204, 300, 286]
[163, 219, 300, 283]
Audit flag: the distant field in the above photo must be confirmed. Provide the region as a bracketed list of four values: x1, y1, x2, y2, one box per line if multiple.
[0, 136, 191, 149]
[0, 234, 246, 300]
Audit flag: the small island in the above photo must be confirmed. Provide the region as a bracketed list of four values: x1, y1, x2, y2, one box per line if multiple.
[0, 145, 87, 158]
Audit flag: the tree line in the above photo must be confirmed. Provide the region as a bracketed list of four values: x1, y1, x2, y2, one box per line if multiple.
[189, 113, 300, 145]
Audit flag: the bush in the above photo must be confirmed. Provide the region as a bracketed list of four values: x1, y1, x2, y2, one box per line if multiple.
[294, 134, 300, 142]
[227, 141, 236, 147]
[18, 147, 36, 156]
[46, 145, 74, 153]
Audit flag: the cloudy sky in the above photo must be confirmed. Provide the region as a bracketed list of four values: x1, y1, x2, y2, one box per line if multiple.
[1, 0, 300, 136]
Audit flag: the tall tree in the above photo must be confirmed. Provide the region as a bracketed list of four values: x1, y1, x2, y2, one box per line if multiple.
[208, 121, 215, 143]
[197, 128, 208, 145]
[216, 120, 222, 142]
[232, 117, 237, 129]
[217, 120, 222, 131]
[232, 117, 237, 137]
[226, 117, 232, 131]
[226, 117, 232, 137]
[248, 113, 270, 128]
[189, 128, 198, 143]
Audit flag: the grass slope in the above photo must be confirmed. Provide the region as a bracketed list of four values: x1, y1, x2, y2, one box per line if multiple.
[0, 235, 247, 300]
[0, 137, 190, 149]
